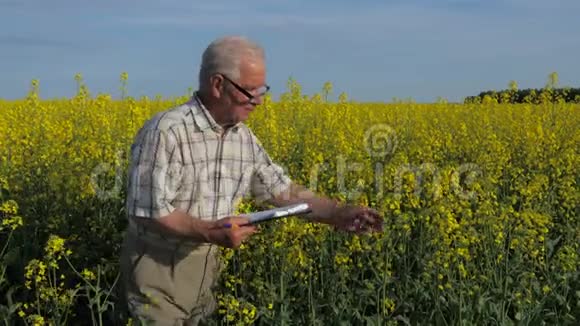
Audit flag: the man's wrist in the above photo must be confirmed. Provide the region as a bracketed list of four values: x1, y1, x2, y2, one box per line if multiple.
[202, 222, 221, 244]
[187, 217, 216, 243]
[268, 182, 344, 223]
[305, 197, 342, 223]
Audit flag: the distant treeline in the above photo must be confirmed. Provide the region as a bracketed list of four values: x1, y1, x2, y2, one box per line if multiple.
[464, 87, 580, 104]
[464, 88, 580, 104]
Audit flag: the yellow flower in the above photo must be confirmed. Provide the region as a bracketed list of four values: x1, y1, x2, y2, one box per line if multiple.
[81, 268, 96, 281]
[45, 235, 67, 258]
[1, 75, 579, 325]
[458, 263, 467, 278]
[0, 199, 19, 215]
[542, 285, 551, 294]
[28, 314, 44, 326]
[334, 253, 351, 266]
[1, 215, 23, 231]
[382, 298, 395, 314]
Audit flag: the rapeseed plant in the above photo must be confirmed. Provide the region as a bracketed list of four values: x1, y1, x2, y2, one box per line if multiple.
[0, 76, 578, 325]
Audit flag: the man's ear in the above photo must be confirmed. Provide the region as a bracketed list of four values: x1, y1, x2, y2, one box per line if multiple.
[210, 75, 224, 99]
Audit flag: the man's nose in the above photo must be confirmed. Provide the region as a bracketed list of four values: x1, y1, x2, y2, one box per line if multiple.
[251, 95, 264, 106]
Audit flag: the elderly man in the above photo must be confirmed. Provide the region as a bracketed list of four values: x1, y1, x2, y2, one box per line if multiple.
[120, 35, 382, 325]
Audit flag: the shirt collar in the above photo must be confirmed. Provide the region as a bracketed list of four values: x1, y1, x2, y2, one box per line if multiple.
[189, 92, 241, 133]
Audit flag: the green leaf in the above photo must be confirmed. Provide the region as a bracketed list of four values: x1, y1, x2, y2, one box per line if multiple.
[0, 188, 9, 201]
[393, 315, 411, 326]
[477, 295, 490, 314]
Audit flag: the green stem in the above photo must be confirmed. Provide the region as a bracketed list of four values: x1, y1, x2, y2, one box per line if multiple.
[280, 267, 285, 326]
[501, 249, 508, 322]
[63, 256, 101, 325]
[0, 230, 14, 258]
[459, 285, 462, 325]
[97, 265, 103, 326]
[309, 269, 314, 323]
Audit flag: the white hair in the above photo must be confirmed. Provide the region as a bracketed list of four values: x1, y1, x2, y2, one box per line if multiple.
[198, 36, 265, 90]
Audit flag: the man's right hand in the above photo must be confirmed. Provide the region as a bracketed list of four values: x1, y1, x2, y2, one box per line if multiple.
[207, 216, 257, 248]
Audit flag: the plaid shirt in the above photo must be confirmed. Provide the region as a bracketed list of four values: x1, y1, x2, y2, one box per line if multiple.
[126, 93, 292, 222]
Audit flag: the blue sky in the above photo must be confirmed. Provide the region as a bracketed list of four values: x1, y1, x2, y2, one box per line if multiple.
[1, 0, 579, 102]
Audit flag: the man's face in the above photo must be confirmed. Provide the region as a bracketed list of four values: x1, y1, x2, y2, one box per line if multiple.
[219, 57, 267, 125]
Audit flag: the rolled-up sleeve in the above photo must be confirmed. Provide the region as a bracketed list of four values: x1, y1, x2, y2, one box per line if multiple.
[250, 140, 292, 204]
[126, 128, 182, 219]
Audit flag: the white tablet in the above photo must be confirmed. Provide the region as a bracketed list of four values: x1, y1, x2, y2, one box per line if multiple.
[245, 203, 312, 224]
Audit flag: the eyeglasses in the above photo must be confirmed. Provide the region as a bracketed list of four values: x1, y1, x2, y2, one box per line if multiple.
[220, 74, 270, 103]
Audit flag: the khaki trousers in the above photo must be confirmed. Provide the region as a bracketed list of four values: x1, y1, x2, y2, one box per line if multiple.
[119, 221, 222, 326]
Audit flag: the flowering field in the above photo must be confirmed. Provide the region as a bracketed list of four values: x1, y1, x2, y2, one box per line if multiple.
[1, 77, 579, 325]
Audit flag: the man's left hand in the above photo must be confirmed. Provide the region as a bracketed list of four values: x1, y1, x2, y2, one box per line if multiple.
[329, 205, 383, 233]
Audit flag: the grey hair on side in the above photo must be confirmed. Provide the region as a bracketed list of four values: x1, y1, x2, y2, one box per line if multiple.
[198, 36, 265, 90]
